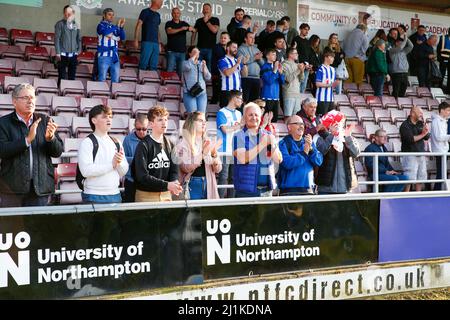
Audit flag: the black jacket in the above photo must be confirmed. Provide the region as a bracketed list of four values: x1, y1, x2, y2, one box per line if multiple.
[400, 116, 430, 152]
[133, 135, 178, 192]
[292, 36, 314, 65]
[0, 112, 63, 196]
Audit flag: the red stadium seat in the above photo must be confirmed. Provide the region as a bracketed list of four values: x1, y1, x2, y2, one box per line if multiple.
[25, 46, 49, 61]
[15, 60, 43, 77]
[80, 97, 105, 115]
[343, 82, 358, 94]
[108, 98, 133, 116]
[158, 84, 181, 101]
[77, 51, 95, 64]
[34, 94, 53, 115]
[338, 106, 357, 122]
[60, 79, 85, 96]
[56, 163, 77, 182]
[0, 28, 8, 44]
[34, 78, 58, 95]
[359, 83, 374, 95]
[356, 108, 375, 124]
[397, 97, 413, 110]
[427, 98, 440, 111]
[139, 70, 160, 84]
[35, 32, 55, 46]
[10, 29, 34, 45]
[381, 123, 401, 139]
[366, 96, 382, 108]
[333, 94, 351, 107]
[112, 82, 136, 99]
[160, 100, 180, 116]
[349, 95, 368, 108]
[0, 59, 13, 74]
[120, 55, 139, 69]
[381, 96, 398, 109]
[160, 71, 181, 85]
[373, 109, 391, 124]
[0, 93, 13, 114]
[82, 36, 97, 51]
[206, 104, 220, 120]
[416, 87, 432, 98]
[2, 45, 25, 59]
[4, 76, 32, 93]
[75, 63, 93, 79]
[86, 81, 110, 98]
[52, 96, 79, 116]
[136, 83, 159, 100]
[132, 99, 157, 116]
[125, 40, 141, 54]
[120, 68, 138, 82]
[72, 116, 92, 138]
[362, 123, 379, 140]
[390, 109, 407, 125]
[412, 97, 428, 108]
[42, 62, 58, 78]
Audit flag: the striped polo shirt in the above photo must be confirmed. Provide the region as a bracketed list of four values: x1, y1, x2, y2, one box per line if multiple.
[218, 55, 243, 91]
[315, 64, 336, 102]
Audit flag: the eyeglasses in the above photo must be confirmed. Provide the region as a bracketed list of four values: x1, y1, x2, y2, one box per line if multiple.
[288, 122, 305, 127]
[135, 128, 148, 132]
[16, 95, 36, 101]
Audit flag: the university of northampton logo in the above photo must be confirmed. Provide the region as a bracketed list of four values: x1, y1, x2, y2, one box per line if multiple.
[0, 232, 31, 288]
[76, 0, 103, 9]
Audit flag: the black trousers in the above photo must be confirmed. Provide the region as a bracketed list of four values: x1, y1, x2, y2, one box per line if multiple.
[1, 182, 49, 208]
[123, 179, 136, 203]
[391, 73, 408, 98]
[439, 60, 450, 93]
[210, 75, 221, 104]
[317, 101, 334, 117]
[264, 100, 280, 123]
[57, 55, 78, 85]
[417, 64, 430, 88]
[242, 78, 261, 103]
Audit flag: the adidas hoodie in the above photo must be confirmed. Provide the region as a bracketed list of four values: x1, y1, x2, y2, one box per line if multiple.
[133, 135, 179, 192]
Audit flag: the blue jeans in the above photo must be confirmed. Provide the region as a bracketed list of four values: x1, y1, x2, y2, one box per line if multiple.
[183, 91, 207, 113]
[189, 177, 207, 200]
[300, 69, 309, 93]
[378, 174, 408, 192]
[370, 73, 385, 97]
[98, 56, 120, 83]
[82, 193, 122, 204]
[199, 48, 212, 72]
[167, 51, 185, 77]
[140, 41, 159, 71]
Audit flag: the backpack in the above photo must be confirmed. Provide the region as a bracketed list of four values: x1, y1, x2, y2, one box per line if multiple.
[76, 134, 120, 191]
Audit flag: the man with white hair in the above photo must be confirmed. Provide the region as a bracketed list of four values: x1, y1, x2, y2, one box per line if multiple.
[278, 115, 323, 196]
[297, 97, 325, 137]
[232, 102, 282, 197]
[0, 84, 63, 207]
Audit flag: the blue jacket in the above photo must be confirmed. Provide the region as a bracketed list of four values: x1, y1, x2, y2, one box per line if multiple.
[123, 131, 143, 182]
[97, 20, 126, 62]
[260, 62, 285, 100]
[233, 128, 277, 194]
[278, 135, 323, 190]
[364, 143, 393, 178]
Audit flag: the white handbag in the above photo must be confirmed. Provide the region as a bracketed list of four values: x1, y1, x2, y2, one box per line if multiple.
[336, 60, 349, 80]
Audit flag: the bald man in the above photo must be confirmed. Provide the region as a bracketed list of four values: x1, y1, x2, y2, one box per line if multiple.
[232, 103, 282, 197]
[399, 106, 430, 192]
[278, 116, 323, 196]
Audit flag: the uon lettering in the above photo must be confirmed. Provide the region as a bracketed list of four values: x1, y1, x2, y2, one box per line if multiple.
[0, 232, 31, 288]
[206, 219, 231, 266]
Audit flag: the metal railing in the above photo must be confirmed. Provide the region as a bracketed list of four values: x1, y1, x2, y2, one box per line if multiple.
[55, 151, 450, 195]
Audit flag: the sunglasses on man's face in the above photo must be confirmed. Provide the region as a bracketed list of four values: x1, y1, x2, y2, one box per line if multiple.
[136, 128, 148, 132]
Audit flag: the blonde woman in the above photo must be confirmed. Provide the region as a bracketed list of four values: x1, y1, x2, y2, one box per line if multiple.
[176, 112, 222, 199]
[325, 33, 345, 94]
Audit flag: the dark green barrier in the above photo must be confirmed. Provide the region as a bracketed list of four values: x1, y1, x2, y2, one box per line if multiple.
[0, 198, 379, 299]
[201, 200, 380, 280]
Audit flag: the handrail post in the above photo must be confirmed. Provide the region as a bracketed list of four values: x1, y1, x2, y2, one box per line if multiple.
[443, 153, 448, 191]
[373, 154, 379, 193]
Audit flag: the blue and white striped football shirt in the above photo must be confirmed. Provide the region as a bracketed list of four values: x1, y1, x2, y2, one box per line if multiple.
[315, 64, 336, 102]
[218, 55, 243, 91]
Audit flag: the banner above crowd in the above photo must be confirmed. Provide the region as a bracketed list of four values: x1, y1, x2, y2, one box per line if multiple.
[72, 0, 288, 28]
[296, 0, 449, 40]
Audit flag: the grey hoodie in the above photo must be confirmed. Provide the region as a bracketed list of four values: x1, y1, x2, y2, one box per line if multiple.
[389, 38, 413, 74]
[54, 19, 81, 55]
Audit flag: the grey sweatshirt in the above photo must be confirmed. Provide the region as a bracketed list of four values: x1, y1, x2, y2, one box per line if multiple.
[389, 38, 413, 74]
[54, 19, 81, 55]
[281, 60, 304, 98]
[237, 44, 264, 79]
